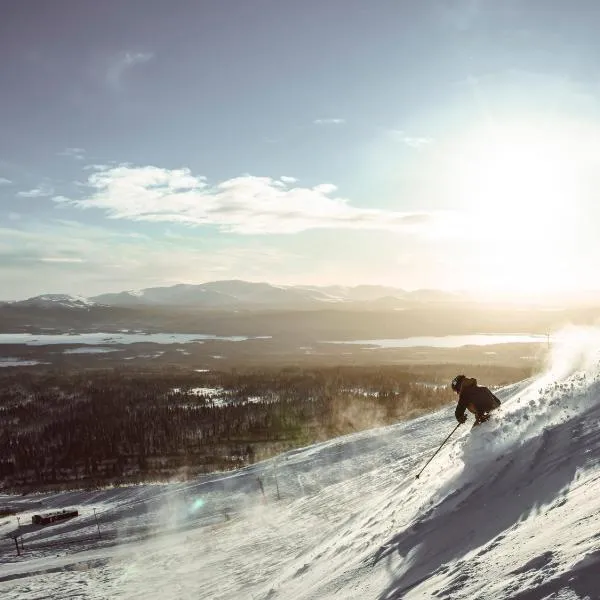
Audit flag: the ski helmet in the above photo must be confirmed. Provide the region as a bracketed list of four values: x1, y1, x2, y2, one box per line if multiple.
[451, 374, 466, 392]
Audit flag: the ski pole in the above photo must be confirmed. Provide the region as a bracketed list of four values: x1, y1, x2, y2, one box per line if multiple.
[415, 423, 461, 480]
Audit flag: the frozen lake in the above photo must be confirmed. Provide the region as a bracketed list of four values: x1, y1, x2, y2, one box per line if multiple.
[327, 333, 549, 348]
[0, 358, 48, 367]
[0, 332, 550, 349]
[0, 332, 270, 345]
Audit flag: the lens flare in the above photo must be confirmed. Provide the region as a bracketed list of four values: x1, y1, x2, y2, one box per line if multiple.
[189, 497, 205, 513]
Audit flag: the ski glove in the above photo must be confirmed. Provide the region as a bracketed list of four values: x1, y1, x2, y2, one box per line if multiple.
[457, 414, 467, 424]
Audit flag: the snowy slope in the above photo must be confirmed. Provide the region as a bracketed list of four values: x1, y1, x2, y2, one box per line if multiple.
[13, 294, 98, 309]
[2, 327, 600, 599]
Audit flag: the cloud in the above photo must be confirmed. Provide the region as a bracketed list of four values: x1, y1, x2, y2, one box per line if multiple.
[58, 147, 86, 160]
[17, 183, 54, 198]
[402, 136, 433, 149]
[0, 177, 12, 185]
[313, 118, 346, 125]
[107, 51, 154, 90]
[56, 165, 444, 235]
[313, 183, 337, 194]
[389, 130, 433, 149]
[83, 163, 113, 172]
[280, 176, 297, 184]
[40, 257, 86, 263]
[0, 226, 89, 269]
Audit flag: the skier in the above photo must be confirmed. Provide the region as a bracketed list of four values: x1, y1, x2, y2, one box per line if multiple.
[451, 375, 501, 426]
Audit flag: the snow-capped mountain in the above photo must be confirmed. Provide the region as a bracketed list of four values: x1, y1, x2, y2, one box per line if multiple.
[4, 282, 469, 310]
[11, 294, 98, 310]
[91, 281, 364, 308]
[1, 329, 600, 598]
[90, 284, 238, 307]
[294, 284, 410, 302]
[89, 281, 463, 308]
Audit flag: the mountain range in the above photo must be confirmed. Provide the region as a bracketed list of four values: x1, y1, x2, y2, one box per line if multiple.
[4, 281, 465, 311]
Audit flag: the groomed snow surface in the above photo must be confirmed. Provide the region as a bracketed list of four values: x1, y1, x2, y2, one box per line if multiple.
[2, 326, 600, 599]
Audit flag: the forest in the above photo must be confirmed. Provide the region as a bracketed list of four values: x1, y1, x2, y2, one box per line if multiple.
[0, 363, 531, 490]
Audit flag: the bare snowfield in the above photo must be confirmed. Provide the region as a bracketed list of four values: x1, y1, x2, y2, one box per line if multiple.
[2, 327, 600, 599]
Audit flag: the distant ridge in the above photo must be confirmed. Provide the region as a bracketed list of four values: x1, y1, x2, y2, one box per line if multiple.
[89, 280, 464, 308]
[10, 294, 98, 310]
[6, 280, 468, 310]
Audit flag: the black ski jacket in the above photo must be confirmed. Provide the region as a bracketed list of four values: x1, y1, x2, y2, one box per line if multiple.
[455, 377, 501, 423]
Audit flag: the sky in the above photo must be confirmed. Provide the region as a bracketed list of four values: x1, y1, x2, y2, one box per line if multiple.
[3, 0, 600, 301]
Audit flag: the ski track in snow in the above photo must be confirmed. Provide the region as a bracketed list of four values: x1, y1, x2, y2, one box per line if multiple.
[2, 327, 600, 599]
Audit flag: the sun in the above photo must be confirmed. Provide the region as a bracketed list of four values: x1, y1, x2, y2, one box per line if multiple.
[454, 121, 578, 239]
[444, 119, 583, 299]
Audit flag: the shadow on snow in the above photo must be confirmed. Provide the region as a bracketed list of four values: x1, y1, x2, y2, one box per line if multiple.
[373, 403, 600, 599]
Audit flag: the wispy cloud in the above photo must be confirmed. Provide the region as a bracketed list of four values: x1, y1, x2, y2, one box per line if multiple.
[0, 177, 12, 185]
[313, 118, 346, 125]
[56, 164, 444, 235]
[106, 51, 154, 90]
[403, 136, 432, 149]
[58, 147, 86, 160]
[83, 163, 113, 171]
[389, 130, 433, 149]
[40, 257, 86, 263]
[17, 183, 54, 198]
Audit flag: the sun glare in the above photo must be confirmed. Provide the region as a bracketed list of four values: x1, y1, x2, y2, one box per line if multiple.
[455, 123, 578, 237]
[445, 119, 585, 299]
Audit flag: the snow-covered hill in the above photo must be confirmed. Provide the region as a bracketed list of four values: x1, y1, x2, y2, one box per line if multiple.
[90, 281, 406, 308]
[9, 281, 416, 310]
[11, 294, 98, 310]
[2, 328, 600, 599]
[88, 281, 465, 309]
